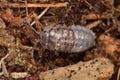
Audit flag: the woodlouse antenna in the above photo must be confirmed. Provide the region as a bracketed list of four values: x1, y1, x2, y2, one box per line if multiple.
[24, 20, 40, 36]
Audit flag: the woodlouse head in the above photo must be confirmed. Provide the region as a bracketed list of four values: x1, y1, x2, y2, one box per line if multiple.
[40, 26, 57, 50]
[40, 29, 49, 48]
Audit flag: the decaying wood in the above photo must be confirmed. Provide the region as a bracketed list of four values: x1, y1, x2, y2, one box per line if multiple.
[98, 35, 120, 55]
[0, 2, 68, 8]
[98, 35, 120, 66]
[39, 58, 114, 80]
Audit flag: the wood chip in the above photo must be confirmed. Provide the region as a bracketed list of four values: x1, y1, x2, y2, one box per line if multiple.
[11, 72, 30, 79]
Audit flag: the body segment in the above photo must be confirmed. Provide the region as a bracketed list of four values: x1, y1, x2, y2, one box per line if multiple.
[40, 25, 96, 53]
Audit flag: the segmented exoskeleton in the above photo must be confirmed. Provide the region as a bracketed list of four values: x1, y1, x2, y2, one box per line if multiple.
[40, 24, 96, 53]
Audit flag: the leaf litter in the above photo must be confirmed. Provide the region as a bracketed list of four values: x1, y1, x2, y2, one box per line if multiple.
[0, 0, 119, 80]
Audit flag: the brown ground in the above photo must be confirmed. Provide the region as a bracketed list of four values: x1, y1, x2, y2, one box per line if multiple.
[0, 0, 119, 80]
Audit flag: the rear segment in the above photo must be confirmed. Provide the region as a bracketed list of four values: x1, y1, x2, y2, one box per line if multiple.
[70, 25, 96, 52]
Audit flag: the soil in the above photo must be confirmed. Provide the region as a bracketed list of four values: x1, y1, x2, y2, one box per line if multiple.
[0, 0, 119, 80]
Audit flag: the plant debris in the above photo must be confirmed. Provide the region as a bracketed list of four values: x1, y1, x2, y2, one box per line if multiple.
[0, 0, 119, 80]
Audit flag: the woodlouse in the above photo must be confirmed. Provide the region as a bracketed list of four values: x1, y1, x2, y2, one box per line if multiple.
[39, 24, 96, 53]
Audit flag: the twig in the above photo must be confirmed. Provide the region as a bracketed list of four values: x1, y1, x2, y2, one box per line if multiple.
[84, 0, 94, 9]
[0, 53, 10, 77]
[27, 7, 49, 35]
[31, 7, 49, 26]
[0, 72, 3, 76]
[25, 0, 29, 18]
[1, 60, 9, 77]
[86, 20, 102, 29]
[86, 13, 111, 20]
[0, 53, 10, 68]
[0, 2, 68, 8]
[117, 67, 120, 80]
